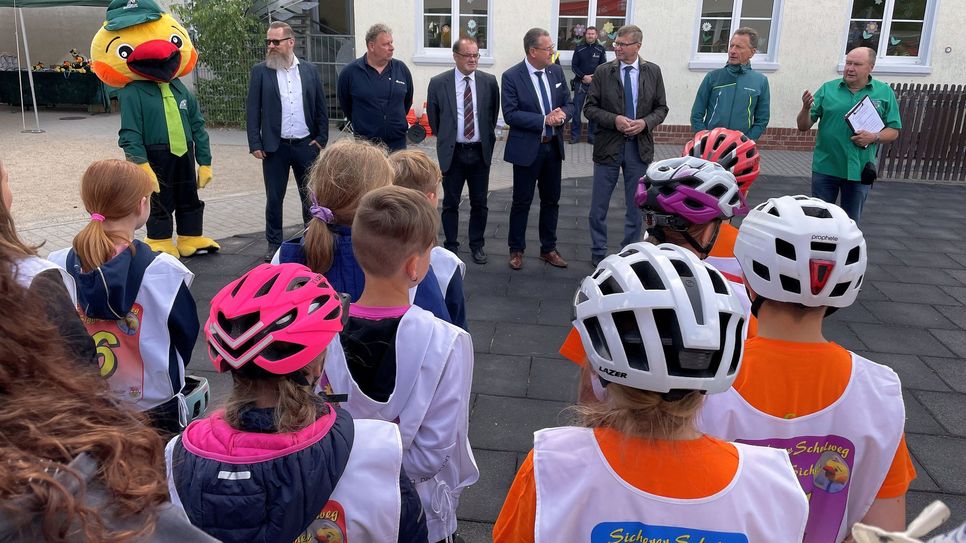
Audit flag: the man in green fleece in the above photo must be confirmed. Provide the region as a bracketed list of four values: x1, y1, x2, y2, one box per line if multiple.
[690, 27, 770, 141]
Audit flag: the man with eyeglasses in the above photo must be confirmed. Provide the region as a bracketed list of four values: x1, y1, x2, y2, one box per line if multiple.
[584, 24, 668, 267]
[502, 27, 574, 270]
[246, 21, 329, 261]
[338, 23, 414, 152]
[427, 37, 500, 265]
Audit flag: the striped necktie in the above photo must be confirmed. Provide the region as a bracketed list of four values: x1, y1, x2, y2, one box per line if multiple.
[463, 76, 475, 140]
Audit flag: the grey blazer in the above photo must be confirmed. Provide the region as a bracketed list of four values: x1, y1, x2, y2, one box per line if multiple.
[583, 57, 669, 165]
[426, 69, 500, 172]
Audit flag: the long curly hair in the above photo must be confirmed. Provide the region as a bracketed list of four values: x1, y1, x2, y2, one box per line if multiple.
[0, 254, 168, 542]
[0, 157, 40, 258]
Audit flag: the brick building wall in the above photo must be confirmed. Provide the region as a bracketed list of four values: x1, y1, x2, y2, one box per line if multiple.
[562, 124, 818, 152]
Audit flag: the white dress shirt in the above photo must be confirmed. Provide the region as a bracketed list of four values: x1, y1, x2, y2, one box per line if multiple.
[619, 59, 640, 118]
[276, 56, 310, 139]
[454, 69, 481, 143]
[525, 59, 555, 134]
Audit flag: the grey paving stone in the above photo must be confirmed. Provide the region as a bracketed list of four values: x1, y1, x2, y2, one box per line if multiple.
[455, 521, 495, 543]
[462, 271, 510, 299]
[472, 354, 531, 397]
[909, 455, 940, 492]
[935, 305, 966, 330]
[855, 283, 888, 302]
[906, 434, 966, 494]
[854, 352, 951, 392]
[895, 237, 966, 254]
[921, 356, 966, 394]
[824, 324, 867, 352]
[904, 393, 947, 435]
[537, 297, 575, 326]
[826, 302, 880, 325]
[469, 395, 572, 452]
[465, 295, 540, 324]
[890, 250, 964, 270]
[949, 253, 966, 268]
[862, 301, 958, 329]
[468, 320, 496, 353]
[874, 281, 962, 306]
[848, 323, 953, 357]
[914, 391, 966, 437]
[527, 356, 581, 402]
[879, 265, 966, 287]
[946, 268, 966, 286]
[930, 329, 966, 358]
[489, 322, 569, 358]
[507, 275, 581, 299]
[942, 285, 966, 306]
[906, 491, 966, 533]
[456, 448, 519, 523]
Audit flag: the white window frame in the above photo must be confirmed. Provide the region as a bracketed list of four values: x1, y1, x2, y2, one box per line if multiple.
[412, 0, 494, 66]
[688, 0, 785, 72]
[838, 0, 940, 75]
[551, 0, 635, 65]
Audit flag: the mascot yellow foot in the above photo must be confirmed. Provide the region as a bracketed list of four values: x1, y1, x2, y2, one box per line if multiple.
[177, 236, 220, 258]
[146, 238, 180, 258]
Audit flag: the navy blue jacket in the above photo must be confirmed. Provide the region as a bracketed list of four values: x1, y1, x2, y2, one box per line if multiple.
[246, 60, 329, 154]
[571, 42, 606, 82]
[501, 60, 574, 166]
[337, 55, 414, 146]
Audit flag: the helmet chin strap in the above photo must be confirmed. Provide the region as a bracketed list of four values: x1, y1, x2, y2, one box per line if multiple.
[681, 221, 722, 258]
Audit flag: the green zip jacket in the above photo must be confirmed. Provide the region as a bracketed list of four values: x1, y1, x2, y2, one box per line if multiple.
[690, 63, 770, 141]
[117, 78, 211, 166]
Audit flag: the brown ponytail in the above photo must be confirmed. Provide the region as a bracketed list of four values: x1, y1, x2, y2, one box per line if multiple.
[71, 160, 152, 272]
[302, 139, 394, 273]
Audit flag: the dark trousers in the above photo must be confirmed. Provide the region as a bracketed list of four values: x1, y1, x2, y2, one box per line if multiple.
[146, 144, 204, 239]
[589, 138, 648, 256]
[441, 144, 490, 251]
[811, 171, 871, 223]
[570, 82, 596, 143]
[262, 138, 319, 246]
[508, 139, 562, 254]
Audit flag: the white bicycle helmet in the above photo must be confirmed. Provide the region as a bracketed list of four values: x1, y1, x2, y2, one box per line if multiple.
[573, 242, 748, 396]
[735, 195, 867, 309]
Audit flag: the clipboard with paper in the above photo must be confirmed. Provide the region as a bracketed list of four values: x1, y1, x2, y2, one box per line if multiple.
[845, 95, 885, 134]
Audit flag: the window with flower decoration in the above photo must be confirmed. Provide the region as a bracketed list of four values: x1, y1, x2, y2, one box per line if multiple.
[689, 0, 784, 71]
[415, 0, 492, 65]
[843, 0, 939, 74]
[553, 0, 634, 59]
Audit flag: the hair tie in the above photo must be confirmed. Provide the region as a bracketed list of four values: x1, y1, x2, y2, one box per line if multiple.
[309, 193, 334, 224]
[90, 213, 105, 222]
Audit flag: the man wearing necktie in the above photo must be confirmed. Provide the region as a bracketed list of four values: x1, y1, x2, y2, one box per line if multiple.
[427, 37, 500, 265]
[501, 28, 574, 270]
[584, 24, 668, 267]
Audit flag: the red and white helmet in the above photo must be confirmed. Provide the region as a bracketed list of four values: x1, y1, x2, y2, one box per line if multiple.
[206, 263, 347, 374]
[735, 196, 867, 308]
[684, 128, 761, 195]
[573, 243, 748, 395]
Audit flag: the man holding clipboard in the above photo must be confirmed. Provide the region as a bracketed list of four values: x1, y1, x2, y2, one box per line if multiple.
[797, 47, 901, 222]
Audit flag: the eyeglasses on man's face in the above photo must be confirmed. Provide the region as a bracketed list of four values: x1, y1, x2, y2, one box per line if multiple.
[455, 52, 481, 59]
[532, 44, 555, 52]
[265, 37, 293, 47]
[613, 40, 640, 48]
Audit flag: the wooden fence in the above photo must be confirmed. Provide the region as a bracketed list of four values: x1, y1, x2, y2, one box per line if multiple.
[878, 83, 966, 182]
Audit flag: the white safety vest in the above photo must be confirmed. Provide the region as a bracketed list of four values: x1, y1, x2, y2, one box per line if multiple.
[699, 352, 905, 543]
[321, 305, 478, 542]
[165, 418, 403, 543]
[430, 246, 465, 297]
[14, 255, 77, 305]
[533, 427, 808, 543]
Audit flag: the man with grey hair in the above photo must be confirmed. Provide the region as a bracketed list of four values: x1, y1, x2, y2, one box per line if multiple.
[502, 27, 574, 270]
[690, 27, 770, 141]
[338, 23, 414, 151]
[246, 20, 329, 261]
[583, 24, 668, 266]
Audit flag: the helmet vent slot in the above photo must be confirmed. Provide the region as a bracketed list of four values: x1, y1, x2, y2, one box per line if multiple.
[846, 246, 861, 265]
[584, 317, 611, 362]
[829, 281, 851, 297]
[230, 276, 247, 297]
[614, 311, 648, 371]
[855, 274, 864, 288]
[599, 276, 622, 296]
[631, 261, 666, 290]
[811, 241, 837, 252]
[779, 274, 801, 294]
[261, 341, 305, 362]
[707, 184, 727, 198]
[254, 274, 279, 298]
[308, 294, 331, 314]
[708, 269, 729, 295]
[287, 277, 310, 291]
[767, 206, 780, 217]
[802, 206, 833, 219]
[775, 239, 797, 260]
[218, 311, 259, 338]
[619, 248, 639, 257]
[728, 316, 744, 375]
[752, 261, 771, 281]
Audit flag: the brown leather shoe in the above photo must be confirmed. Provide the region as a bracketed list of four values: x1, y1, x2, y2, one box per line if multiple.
[540, 250, 568, 268]
[509, 251, 524, 270]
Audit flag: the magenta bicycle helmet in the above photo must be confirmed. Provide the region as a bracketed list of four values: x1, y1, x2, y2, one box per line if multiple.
[206, 263, 348, 375]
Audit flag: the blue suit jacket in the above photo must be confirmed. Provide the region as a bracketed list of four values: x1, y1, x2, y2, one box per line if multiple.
[501, 60, 573, 166]
[246, 60, 329, 154]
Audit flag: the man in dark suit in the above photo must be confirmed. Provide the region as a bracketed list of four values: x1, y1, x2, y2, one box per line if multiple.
[584, 24, 668, 266]
[246, 21, 328, 261]
[502, 27, 574, 270]
[427, 37, 500, 265]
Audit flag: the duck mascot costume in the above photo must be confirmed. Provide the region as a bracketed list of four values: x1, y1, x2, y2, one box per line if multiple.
[90, 0, 219, 258]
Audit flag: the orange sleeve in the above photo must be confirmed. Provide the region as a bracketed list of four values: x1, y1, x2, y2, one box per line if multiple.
[493, 451, 537, 543]
[559, 326, 587, 367]
[876, 434, 917, 498]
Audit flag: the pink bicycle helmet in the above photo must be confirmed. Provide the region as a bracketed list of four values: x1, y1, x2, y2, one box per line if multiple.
[206, 263, 347, 375]
[635, 156, 748, 228]
[684, 128, 761, 195]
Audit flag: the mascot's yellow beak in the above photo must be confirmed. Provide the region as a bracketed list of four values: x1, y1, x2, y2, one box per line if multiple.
[90, 13, 198, 88]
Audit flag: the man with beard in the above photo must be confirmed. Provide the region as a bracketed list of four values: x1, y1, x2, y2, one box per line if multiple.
[246, 21, 329, 261]
[338, 24, 414, 152]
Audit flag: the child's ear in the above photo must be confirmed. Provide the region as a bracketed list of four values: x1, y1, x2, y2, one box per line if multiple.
[404, 253, 420, 283]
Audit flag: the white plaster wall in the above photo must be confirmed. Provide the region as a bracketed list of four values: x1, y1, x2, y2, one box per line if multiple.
[354, 0, 966, 129]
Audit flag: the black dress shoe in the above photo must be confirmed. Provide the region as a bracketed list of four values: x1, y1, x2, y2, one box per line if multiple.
[471, 247, 487, 264]
[263, 244, 280, 262]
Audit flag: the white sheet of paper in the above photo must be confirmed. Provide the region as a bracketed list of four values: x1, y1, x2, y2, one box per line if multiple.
[845, 95, 885, 134]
